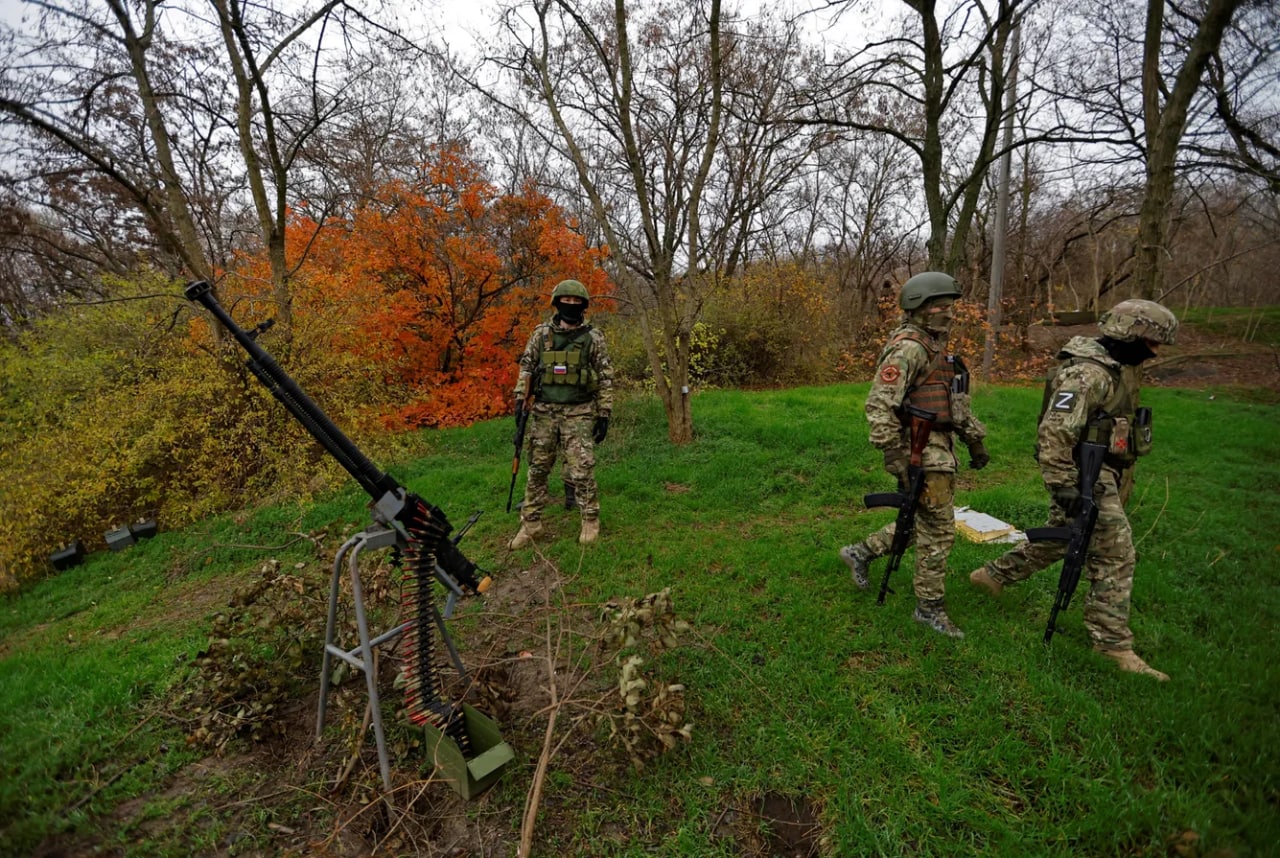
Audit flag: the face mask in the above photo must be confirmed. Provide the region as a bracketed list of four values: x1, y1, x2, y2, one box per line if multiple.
[1100, 336, 1156, 366]
[918, 300, 955, 336]
[555, 302, 585, 325]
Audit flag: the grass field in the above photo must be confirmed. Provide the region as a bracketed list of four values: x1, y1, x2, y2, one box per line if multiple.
[2, 381, 1278, 856]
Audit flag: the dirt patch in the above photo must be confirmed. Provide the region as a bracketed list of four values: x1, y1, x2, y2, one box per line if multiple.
[713, 792, 825, 857]
[1024, 322, 1280, 393]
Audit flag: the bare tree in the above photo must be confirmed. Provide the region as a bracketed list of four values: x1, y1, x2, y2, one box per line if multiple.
[794, 0, 1035, 274]
[808, 130, 921, 323]
[1130, 0, 1246, 298]
[0, 0, 405, 332]
[291, 45, 480, 217]
[479, 0, 822, 442]
[1191, 2, 1280, 195]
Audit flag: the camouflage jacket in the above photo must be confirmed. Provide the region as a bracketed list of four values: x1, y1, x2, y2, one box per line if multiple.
[1037, 336, 1142, 489]
[514, 319, 614, 416]
[864, 321, 986, 473]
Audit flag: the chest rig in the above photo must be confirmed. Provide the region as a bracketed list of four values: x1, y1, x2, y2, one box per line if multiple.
[886, 330, 966, 428]
[1039, 356, 1150, 467]
[537, 324, 598, 405]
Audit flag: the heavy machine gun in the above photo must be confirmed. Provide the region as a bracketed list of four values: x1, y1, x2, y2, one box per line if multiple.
[185, 281, 506, 792]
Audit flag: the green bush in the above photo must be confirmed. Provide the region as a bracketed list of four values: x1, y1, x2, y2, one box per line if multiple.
[602, 263, 843, 390]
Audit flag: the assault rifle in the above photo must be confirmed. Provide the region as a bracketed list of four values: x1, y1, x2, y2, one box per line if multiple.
[506, 379, 539, 513]
[184, 281, 486, 743]
[865, 405, 937, 605]
[1026, 440, 1108, 644]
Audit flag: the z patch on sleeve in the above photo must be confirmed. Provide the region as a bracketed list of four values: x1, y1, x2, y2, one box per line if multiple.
[879, 364, 902, 384]
[1050, 390, 1077, 412]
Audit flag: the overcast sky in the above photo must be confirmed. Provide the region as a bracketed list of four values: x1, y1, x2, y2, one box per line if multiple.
[412, 0, 880, 57]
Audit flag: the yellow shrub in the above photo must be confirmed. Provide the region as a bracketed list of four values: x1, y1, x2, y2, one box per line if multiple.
[0, 274, 365, 589]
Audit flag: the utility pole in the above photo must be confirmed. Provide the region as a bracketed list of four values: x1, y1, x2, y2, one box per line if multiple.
[983, 20, 1022, 377]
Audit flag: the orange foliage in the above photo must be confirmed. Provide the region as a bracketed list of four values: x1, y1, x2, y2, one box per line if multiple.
[836, 294, 1052, 382]
[228, 146, 611, 429]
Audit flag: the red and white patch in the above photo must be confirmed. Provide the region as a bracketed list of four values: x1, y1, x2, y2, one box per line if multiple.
[879, 364, 902, 384]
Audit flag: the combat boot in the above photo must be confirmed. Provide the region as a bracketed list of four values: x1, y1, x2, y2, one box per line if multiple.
[913, 599, 965, 639]
[839, 543, 874, 590]
[508, 519, 543, 550]
[969, 566, 1003, 597]
[1098, 648, 1169, 682]
[579, 518, 600, 545]
[563, 480, 577, 510]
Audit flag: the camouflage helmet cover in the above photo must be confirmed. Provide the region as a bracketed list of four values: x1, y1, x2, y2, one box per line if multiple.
[1098, 298, 1179, 345]
[899, 271, 962, 310]
[551, 279, 590, 305]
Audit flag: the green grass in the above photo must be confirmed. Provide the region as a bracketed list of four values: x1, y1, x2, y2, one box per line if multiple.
[2, 383, 1278, 856]
[1174, 304, 1280, 347]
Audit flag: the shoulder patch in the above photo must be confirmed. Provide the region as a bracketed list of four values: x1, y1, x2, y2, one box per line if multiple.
[1050, 390, 1077, 412]
[879, 364, 902, 384]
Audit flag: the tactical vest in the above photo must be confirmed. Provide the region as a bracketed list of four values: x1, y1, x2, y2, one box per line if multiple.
[537, 324, 598, 405]
[1037, 356, 1149, 467]
[886, 330, 960, 427]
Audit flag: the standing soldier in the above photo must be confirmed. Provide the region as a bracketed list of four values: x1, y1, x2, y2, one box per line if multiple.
[969, 299, 1178, 680]
[841, 272, 990, 638]
[509, 279, 614, 548]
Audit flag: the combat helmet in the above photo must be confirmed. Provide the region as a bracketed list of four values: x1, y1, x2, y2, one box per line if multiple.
[551, 279, 590, 307]
[899, 272, 961, 310]
[1098, 299, 1178, 345]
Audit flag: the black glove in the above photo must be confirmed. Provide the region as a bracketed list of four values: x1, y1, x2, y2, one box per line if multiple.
[882, 447, 909, 480]
[1050, 485, 1081, 516]
[592, 416, 610, 445]
[967, 440, 990, 470]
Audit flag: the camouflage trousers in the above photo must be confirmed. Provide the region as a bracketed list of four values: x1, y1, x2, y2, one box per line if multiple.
[982, 467, 1135, 651]
[864, 471, 955, 601]
[520, 402, 599, 522]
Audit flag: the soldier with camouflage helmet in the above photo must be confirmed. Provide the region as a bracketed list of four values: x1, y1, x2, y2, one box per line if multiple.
[841, 272, 990, 639]
[509, 279, 615, 548]
[969, 298, 1179, 680]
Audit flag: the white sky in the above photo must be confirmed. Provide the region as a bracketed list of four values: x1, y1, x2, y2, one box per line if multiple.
[411, 0, 881, 56]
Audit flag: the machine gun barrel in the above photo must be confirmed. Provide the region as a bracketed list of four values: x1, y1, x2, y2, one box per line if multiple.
[185, 280, 398, 502]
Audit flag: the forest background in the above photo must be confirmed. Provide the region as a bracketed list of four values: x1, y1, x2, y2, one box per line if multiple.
[1, 0, 1278, 588]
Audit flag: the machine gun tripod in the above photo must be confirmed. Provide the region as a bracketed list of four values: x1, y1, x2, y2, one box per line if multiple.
[185, 281, 510, 796]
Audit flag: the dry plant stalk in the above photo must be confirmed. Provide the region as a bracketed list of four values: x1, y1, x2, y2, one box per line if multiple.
[513, 559, 695, 856]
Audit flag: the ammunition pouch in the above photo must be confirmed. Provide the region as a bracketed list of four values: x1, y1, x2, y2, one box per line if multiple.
[536, 325, 597, 405]
[1084, 407, 1152, 469]
[540, 348, 596, 388]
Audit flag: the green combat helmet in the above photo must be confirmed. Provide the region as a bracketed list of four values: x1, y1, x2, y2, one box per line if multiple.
[551, 278, 590, 307]
[899, 271, 961, 311]
[1098, 299, 1179, 345]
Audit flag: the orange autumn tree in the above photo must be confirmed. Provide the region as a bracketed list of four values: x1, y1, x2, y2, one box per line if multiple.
[275, 147, 611, 429]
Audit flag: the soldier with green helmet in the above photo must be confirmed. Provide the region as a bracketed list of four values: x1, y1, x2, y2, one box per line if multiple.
[969, 298, 1179, 680]
[509, 279, 615, 548]
[841, 271, 990, 638]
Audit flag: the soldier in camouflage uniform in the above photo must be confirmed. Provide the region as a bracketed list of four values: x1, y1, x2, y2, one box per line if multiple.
[509, 280, 614, 548]
[969, 299, 1178, 681]
[841, 272, 990, 638]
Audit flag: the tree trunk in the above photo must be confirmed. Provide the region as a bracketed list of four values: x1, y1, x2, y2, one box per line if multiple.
[1132, 0, 1243, 299]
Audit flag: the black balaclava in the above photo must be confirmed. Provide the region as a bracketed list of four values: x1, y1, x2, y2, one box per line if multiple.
[554, 301, 586, 326]
[1099, 336, 1156, 366]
